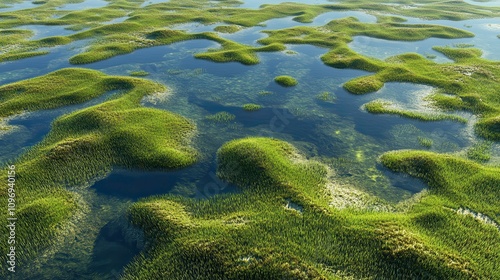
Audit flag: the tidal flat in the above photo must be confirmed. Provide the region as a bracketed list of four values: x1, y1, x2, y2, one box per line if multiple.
[1, 0, 500, 279]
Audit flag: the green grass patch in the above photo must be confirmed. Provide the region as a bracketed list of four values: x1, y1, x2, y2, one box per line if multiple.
[214, 25, 242, 33]
[274, 75, 298, 87]
[0, 68, 198, 275]
[130, 70, 149, 77]
[123, 137, 500, 279]
[364, 100, 468, 123]
[205, 111, 236, 122]
[242, 103, 262, 111]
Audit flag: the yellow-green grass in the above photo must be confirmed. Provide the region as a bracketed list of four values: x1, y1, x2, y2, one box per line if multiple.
[130, 70, 149, 77]
[0, 68, 118, 119]
[214, 25, 242, 34]
[0, 68, 198, 274]
[205, 111, 236, 122]
[466, 141, 492, 162]
[364, 100, 468, 123]
[124, 137, 500, 279]
[274, 75, 298, 87]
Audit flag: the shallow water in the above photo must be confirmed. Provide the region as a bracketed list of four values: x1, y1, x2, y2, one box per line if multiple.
[0, 0, 38, 12]
[55, 0, 109, 10]
[15, 25, 76, 40]
[238, 0, 334, 9]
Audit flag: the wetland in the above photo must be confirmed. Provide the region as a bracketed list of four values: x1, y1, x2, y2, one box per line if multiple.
[1, 0, 500, 279]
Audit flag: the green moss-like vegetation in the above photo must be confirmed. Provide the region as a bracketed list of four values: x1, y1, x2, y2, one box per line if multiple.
[344, 75, 384, 94]
[130, 70, 149, 77]
[364, 100, 468, 123]
[205, 111, 236, 122]
[242, 103, 262, 111]
[417, 136, 433, 148]
[0, 68, 116, 119]
[124, 137, 500, 279]
[214, 25, 242, 34]
[0, 68, 198, 274]
[274, 75, 298, 87]
[466, 141, 492, 162]
[316, 91, 335, 102]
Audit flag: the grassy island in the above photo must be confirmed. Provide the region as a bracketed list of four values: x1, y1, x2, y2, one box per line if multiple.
[0, 68, 197, 273]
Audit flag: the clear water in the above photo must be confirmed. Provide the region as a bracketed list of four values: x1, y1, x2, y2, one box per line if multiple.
[0, 0, 38, 12]
[140, 0, 170, 8]
[55, 0, 108, 10]
[1, 1, 498, 278]
[15, 25, 77, 40]
[463, 0, 500, 7]
[238, 0, 335, 9]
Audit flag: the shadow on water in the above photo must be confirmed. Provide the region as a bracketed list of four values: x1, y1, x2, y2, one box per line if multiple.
[88, 218, 144, 279]
[91, 160, 240, 200]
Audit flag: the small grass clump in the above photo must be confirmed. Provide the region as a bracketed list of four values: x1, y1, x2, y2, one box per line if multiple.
[344, 76, 384, 94]
[214, 25, 242, 34]
[466, 141, 492, 162]
[274, 75, 298, 87]
[316, 91, 335, 102]
[129, 70, 149, 77]
[0, 68, 118, 119]
[205, 111, 236, 122]
[364, 100, 468, 123]
[417, 136, 433, 148]
[242, 103, 262, 111]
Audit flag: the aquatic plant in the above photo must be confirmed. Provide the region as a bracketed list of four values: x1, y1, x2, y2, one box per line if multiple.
[466, 141, 492, 162]
[364, 100, 468, 123]
[274, 75, 298, 87]
[205, 111, 236, 122]
[417, 136, 433, 148]
[316, 91, 335, 102]
[214, 25, 242, 33]
[129, 70, 149, 77]
[242, 103, 262, 111]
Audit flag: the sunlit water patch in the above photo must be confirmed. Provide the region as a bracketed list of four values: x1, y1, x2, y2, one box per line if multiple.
[0, 0, 38, 12]
[462, 0, 500, 7]
[15, 25, 76, 40]
[349, 36, 457, 63]
[400, 17, 500, 60]
[0, 39, 91, 84]
[238, 0, 334, 9]
[55, 0, 108, 10]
